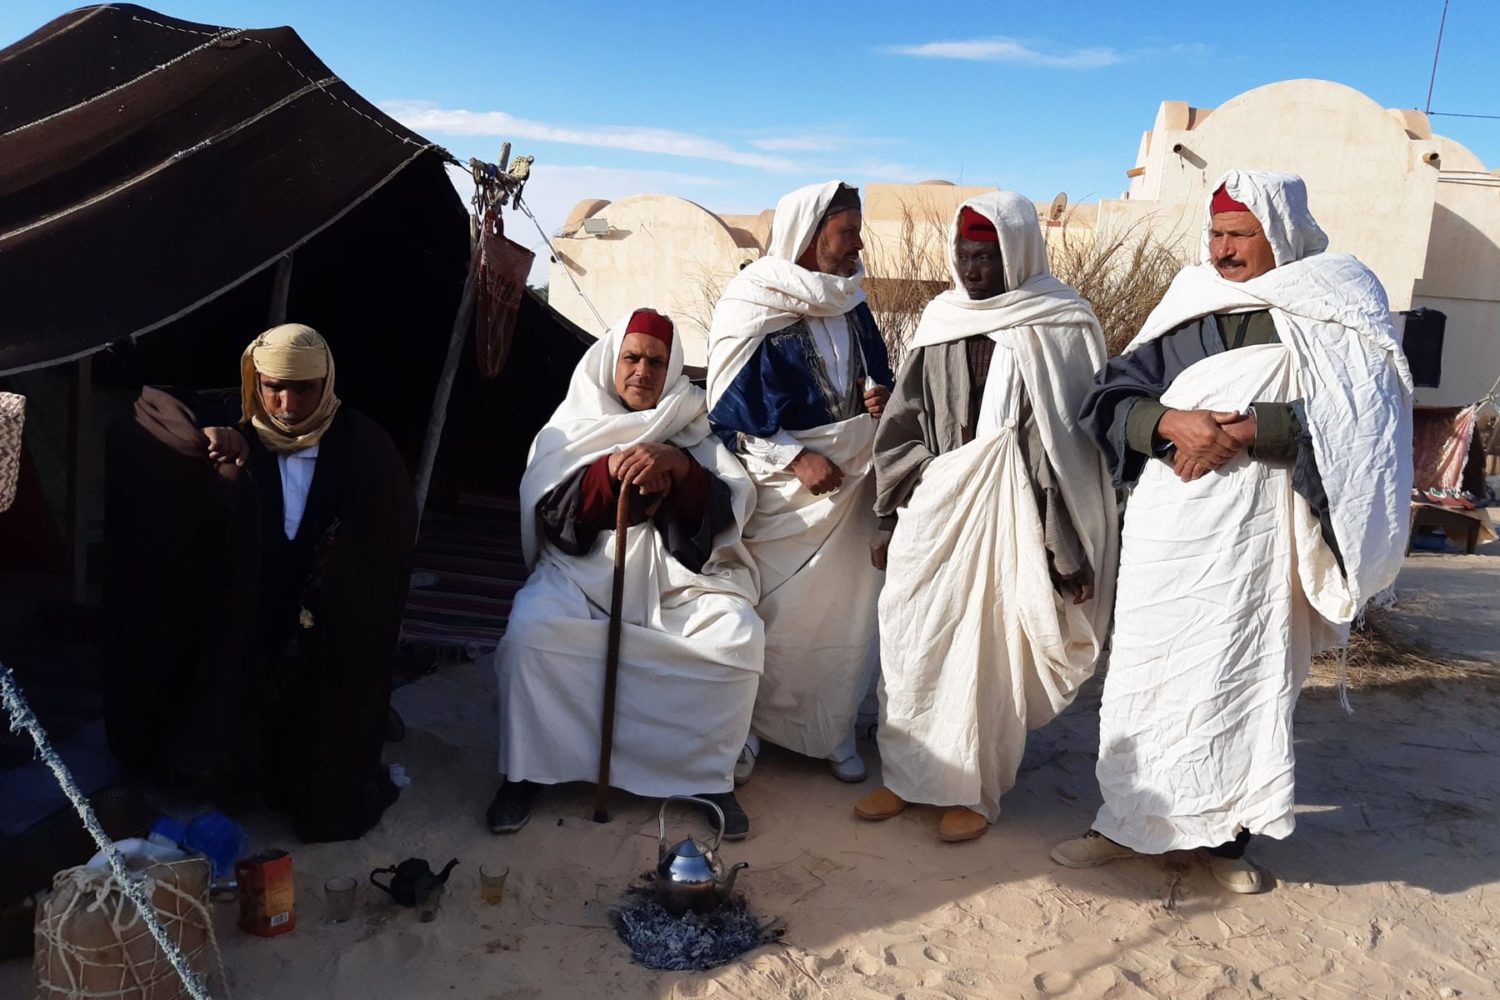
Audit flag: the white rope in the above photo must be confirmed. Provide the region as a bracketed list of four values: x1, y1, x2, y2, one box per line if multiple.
[1, 660, 217, 1000]
[513, 193, 610, 334]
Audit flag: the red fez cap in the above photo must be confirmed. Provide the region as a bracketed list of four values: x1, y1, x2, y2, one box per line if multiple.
[625, 308, 673, 347]
[957, 206, 999, 242]
[1210, 184, 1252, 216]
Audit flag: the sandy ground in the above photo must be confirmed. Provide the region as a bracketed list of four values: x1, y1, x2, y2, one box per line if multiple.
[6, 548, 1500, 1000]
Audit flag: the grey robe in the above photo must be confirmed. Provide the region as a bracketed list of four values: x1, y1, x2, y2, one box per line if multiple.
[874, 338, 1086, 577]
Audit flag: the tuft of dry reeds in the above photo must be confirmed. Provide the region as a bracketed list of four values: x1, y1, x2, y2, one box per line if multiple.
[1308, 602, 1500, 695]
[862, 198, 951, 370]
[1045, 215, 1185, 356]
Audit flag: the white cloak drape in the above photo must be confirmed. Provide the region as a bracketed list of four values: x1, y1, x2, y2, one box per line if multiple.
[705, 180, 882, 758]
[496, 315, 764, 796]
[1093, 170, 1414, 852]
[877, 193, 1119, 822]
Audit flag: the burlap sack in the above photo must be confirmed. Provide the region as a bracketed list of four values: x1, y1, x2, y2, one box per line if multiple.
[33, 857, 220, 1000]
[0, 392, 23, 513]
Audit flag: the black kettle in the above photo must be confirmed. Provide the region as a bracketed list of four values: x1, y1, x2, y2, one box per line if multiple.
[370, 857, 459, 907]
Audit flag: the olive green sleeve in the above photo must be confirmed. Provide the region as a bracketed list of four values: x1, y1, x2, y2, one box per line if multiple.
[1249, 402, 1300, 462]
[1124, 398, 1170, 456]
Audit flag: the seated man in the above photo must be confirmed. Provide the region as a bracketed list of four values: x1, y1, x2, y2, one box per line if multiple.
[489, 309, 764, 838]
[199, 324, 417, 842]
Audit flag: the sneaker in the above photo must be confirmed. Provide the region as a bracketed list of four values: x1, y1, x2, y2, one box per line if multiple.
[486, 780, 538, 834]
[854, 787, 906, 821]
[1049, 830, 1138, 868]
[938, 807, 989, 843]
[1202, 852, 1263, 893]
[734, 736, 760, 786]
[828, 751, 867, 783]
[694, 791, 750, 840]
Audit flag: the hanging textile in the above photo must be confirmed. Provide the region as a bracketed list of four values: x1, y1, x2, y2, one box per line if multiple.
[475, 208, 536, 378]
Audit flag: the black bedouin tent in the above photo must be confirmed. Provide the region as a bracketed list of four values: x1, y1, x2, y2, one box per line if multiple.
[0, 3, 472, 454]
[0, 3, 480, 586]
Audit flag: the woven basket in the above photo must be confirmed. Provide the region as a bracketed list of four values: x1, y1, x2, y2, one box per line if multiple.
[33, 858, 219, 1000]
[0, 392, 23, 513]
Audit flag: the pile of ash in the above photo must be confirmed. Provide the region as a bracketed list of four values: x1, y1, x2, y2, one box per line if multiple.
[609, 888, 783, 972]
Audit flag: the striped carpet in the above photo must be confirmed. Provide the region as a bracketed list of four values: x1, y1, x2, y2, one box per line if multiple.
[399, 492, 528, 658]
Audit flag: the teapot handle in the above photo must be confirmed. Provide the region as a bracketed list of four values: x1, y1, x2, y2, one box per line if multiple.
[658, 795, 724, 854]
[369, 867, 396, 896]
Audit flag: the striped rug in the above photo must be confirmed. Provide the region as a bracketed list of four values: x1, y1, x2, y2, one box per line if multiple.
[399, 492, 528, 658]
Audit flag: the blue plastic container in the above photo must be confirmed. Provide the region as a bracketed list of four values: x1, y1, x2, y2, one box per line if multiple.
[183, 812, 248, 879]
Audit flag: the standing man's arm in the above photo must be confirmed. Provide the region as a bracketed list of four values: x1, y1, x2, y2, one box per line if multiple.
[870, 348, 935, 569]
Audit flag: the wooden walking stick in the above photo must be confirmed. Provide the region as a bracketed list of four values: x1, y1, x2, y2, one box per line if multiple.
[593, 485, 632, 822]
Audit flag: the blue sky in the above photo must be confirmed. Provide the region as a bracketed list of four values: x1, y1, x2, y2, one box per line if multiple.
[6, 1, 1497, 280]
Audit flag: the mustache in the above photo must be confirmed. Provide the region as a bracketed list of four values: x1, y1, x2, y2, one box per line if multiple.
[1215, 255, 1244, 267]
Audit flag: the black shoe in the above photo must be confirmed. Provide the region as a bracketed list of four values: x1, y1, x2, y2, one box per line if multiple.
[694, 791, 749, 841]
[486, 780, 537, 834]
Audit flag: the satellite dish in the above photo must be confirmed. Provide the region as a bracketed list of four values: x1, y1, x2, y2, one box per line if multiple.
[1048, 192, 1068, 222]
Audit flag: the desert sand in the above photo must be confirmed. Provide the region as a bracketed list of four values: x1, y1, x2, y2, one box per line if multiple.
[5, 551, 1500, 999]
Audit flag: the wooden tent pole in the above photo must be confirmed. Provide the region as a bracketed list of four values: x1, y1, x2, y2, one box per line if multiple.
[66, 356, 91, 602]
[411, 230, 483, 529]
[268, 254, 294, 326]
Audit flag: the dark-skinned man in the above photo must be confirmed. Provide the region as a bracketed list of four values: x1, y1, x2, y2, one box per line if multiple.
[706, 181, 894, 786]
[856, 194, 1117, 843]
[490, 309, 763, 838]
[1053, 171, 1413, 892]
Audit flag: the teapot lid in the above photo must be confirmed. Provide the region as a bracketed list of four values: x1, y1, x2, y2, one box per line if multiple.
[662, 837, 718, 882]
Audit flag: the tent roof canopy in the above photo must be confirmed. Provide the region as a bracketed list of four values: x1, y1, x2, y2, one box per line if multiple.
[0, 3, 461, 375]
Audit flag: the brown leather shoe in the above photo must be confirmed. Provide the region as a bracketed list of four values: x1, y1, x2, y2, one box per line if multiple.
[854, 787, 906, 821]
[938, 807, 989, 843]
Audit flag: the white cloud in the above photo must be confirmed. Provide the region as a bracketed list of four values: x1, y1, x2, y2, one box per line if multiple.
[749, 135, 848, 152]
[886, 37, 1122, 69]
[385, 100, 796, 171]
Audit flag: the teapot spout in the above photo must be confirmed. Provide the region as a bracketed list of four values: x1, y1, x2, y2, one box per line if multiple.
[436, 859, 460, 884]
[719, 861, 749, 901]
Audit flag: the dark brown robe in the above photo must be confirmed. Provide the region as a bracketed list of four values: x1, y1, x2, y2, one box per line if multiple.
[247, 407, 417, 843]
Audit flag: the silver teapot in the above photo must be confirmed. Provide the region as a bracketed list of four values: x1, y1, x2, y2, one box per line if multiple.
[654, 795, 748, 916]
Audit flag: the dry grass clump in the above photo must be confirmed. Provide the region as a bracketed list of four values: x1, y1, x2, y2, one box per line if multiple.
[1046, 216, 1185, 356]
[863, 200, 952, 370]
[1307, 603, 1499, 695]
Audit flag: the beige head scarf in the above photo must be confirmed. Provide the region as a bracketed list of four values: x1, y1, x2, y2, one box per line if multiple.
[239, 323, 341, 453]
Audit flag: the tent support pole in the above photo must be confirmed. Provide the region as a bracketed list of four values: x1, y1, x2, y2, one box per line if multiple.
[66, 356, 91, 603]
[268, 254, 294, 325]
[411, 231, 482, 530]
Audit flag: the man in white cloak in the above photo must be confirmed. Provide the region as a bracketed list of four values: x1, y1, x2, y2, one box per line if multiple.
[856, 194, 1118, 843]
[1053, 171, 1413, 892]
[490, 308, 763, 838]
[706, 181, 894, 784]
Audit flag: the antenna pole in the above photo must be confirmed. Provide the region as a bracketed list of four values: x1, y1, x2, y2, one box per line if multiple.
[1424, 0, 1449, 115]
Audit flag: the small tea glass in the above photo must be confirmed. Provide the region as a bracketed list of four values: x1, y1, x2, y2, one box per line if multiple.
[479, 864, 510, 906]
[324, 876, 357, 923]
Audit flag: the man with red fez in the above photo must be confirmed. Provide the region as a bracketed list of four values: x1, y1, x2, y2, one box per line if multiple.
[858, 194, 1117, 842]
[706, 181, 894, 785]
[490, 308, 763, 838]
[1055, 171, 1413, 891]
